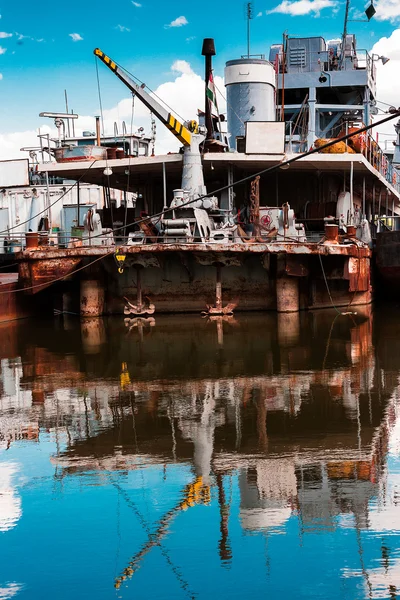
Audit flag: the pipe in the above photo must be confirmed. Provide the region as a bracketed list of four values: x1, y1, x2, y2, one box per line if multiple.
[362, 176, 366, 219]
[392, 197, 395, 230]
[95, 116, 101, 147]
[201, 38, 216, 143]
[162, 162, 167, 213]
[45, 171, 51, 229]
[378, 188, 382, 231]
[372, 183, 375, 225]
[77, 180, 80, 226]
[350, 160, 354, 220]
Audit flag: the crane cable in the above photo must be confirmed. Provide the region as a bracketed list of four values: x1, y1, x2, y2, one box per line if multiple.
[95, 57, 115, 231]
[124, 95, 135, 237]
[113, 60, 188, 125]
[213, 80, 245, 126]
[67, 107, 400, 245]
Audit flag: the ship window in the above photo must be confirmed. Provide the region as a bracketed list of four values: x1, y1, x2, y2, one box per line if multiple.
[236, 136, 245, 153]
[131, 141, 139, 157]
[139, 142, 148, 156]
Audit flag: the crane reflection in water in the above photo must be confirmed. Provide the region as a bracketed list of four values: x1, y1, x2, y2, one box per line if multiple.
[1, 307, 400, 599]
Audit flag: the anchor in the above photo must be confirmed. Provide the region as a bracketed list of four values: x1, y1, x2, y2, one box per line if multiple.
[124, 316, 156, 336]
[202, 263, 238, 316]
[124, 266, 155, 317]
[202, 314, 238, 346]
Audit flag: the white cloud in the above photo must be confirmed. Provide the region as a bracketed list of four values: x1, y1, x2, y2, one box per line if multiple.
[0, 31, 12, 38]
[0, 60, 226, 159]
[0, 126, 52, 160]
[116, 24, 130, 32]
[0, 463, 21, 533]
[371, 29, 400, 142]
[131, 1, 142, 5]
[267, 0, 337, 16]
[375, 0, 400, 22]
[185, 36, 196, 42]
[0, 583, 22, 599]
[0, 73, 3, 81]
[69, 33, 83, 42]
[0, 46, 6, 54]
[15, 33, 45, 43]
[171, 59, 193, 76]
[165, 15, 188, 28]
[257, 11, 263, 16]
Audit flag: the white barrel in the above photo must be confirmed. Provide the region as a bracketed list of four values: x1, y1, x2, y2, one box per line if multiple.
[225, 59, 276, 150]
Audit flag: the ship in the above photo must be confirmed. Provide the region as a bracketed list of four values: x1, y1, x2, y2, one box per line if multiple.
[375, 119, 400, 292]
[1, 24, 399, 320]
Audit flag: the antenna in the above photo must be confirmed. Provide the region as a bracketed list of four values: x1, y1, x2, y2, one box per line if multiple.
[246, 2, 253, 58]
[339, 0, 350, 70]
[64, 90, 71, 137]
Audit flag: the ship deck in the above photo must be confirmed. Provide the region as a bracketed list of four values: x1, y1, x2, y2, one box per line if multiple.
[38, 152, 400, 202]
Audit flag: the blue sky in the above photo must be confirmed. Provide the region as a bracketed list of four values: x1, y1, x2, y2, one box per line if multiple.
[0, 0, 399, 152]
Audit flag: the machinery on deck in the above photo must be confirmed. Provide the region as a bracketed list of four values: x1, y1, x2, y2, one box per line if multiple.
[94, 48, 231, 244]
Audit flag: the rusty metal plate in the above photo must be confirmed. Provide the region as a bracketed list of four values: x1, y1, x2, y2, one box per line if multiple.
[344, 257, 370, 292]
[19, 258, 82, 294]
[285, 255, 309, 277]
[193, 253, 242, 267]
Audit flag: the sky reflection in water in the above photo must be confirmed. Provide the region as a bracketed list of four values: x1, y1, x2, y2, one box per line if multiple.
[1, 308, 400, 599]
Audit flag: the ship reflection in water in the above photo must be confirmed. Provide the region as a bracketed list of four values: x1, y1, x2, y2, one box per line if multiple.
[1, 308, 400, 599]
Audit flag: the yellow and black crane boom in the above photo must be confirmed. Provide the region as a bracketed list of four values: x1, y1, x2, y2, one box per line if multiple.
[94, 48, 192, 147]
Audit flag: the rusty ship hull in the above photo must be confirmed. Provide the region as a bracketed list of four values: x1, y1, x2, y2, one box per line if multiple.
[14, 239, 371, 316]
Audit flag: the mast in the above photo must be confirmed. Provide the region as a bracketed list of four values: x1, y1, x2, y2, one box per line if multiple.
[246, 2, 253, 58]
[339, 0, 350, 70]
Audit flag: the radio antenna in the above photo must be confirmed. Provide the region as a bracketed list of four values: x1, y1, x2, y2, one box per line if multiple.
[246, 2, 253, 58]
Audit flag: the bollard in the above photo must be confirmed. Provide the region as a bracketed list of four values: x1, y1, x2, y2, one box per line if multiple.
[347, 225, 356, 238]
[324, 224, 339, 244]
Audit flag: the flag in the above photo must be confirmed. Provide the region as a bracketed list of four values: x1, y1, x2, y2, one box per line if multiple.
[206, 72, 218, 112]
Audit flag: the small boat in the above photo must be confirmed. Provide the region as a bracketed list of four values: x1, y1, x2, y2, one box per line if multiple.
[53, 144, 107, 163]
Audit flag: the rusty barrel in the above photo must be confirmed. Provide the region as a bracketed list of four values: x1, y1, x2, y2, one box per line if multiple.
[324, 224, 339, 243]
[25, 232, 39, 249]
[106, 147, 117, 160]
[347, 225, 356, 238]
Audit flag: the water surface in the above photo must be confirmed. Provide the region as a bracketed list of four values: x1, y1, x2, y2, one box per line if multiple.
[1, 308, 400, 599]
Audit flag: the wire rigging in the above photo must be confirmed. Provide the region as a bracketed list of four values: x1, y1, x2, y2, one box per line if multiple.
[96, 56, 115, 230]
[1, 108, 398, 297]
[114, 60, 187, 124]
[73, 107, 400, 245]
